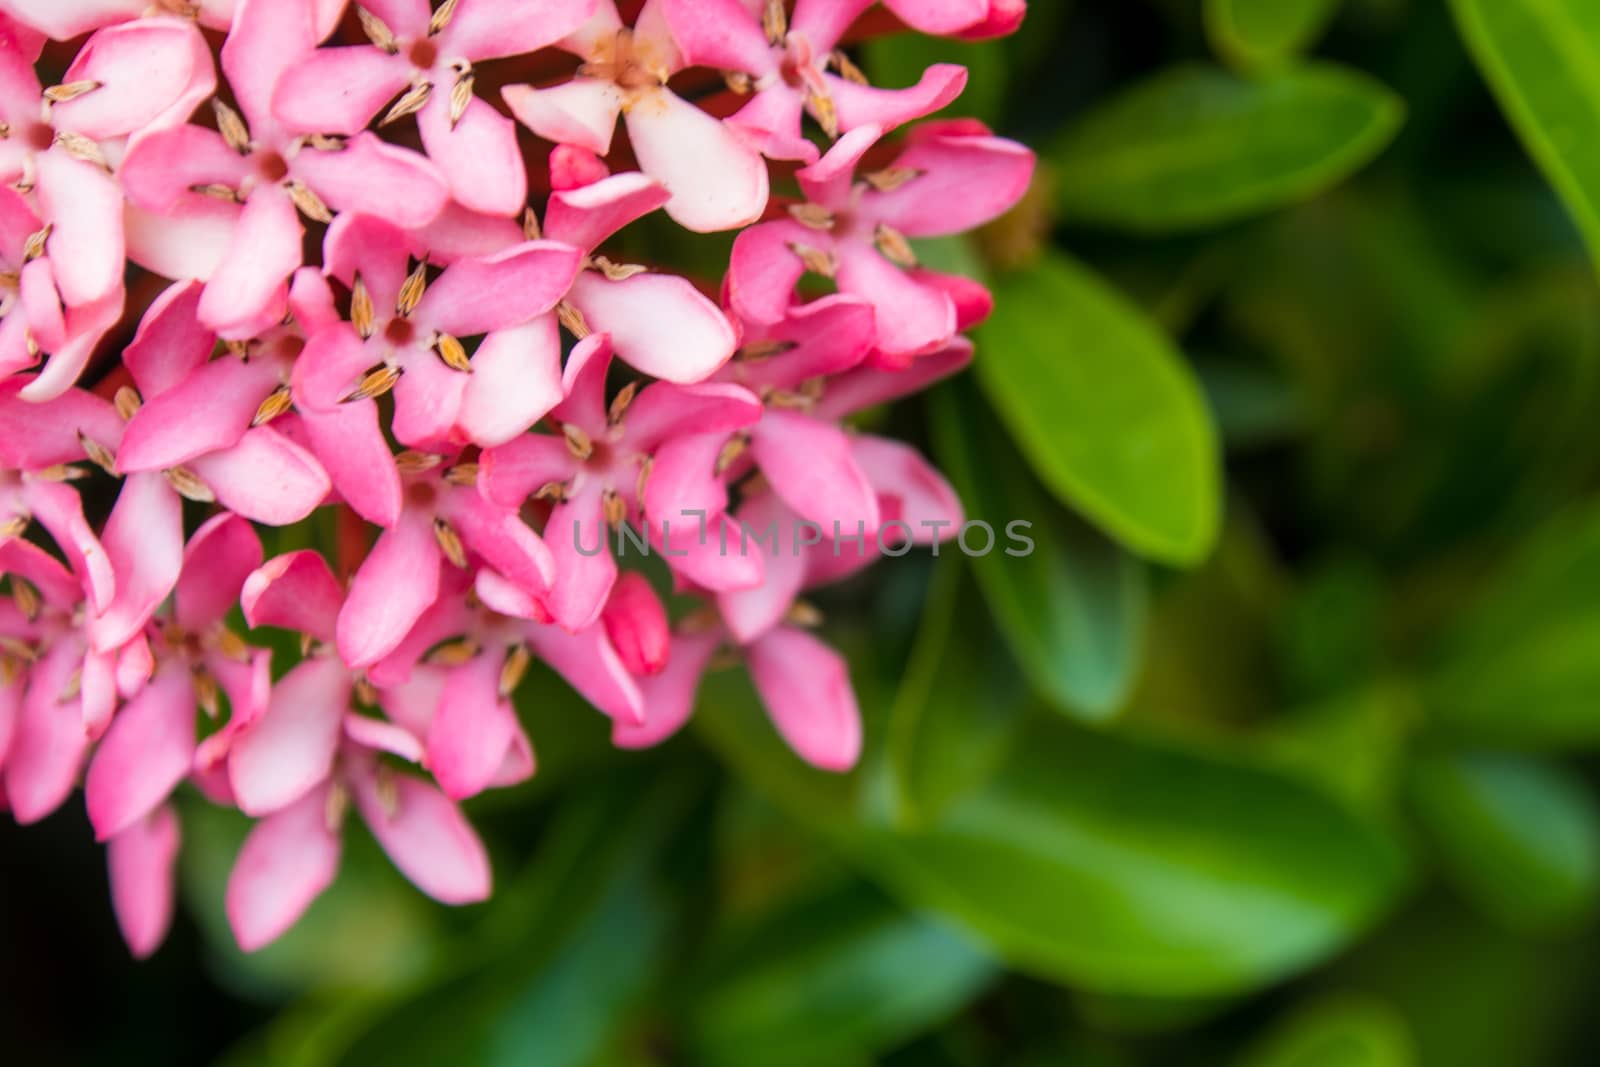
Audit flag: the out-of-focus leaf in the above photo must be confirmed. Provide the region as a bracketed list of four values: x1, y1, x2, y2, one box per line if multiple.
[859, 723, 1409, 997]
[1254, 684, 1417, 817]
[1448, 0, 1600, 275]
[1205, 0, 1342, 72]
[1424, 504, 1600, 746]
[973, 254, 1221, 564]
[688, 882, 995, 1066]
[930, 379, 1148, 721]
[1197, 359, 1307, 449]
[884, 559, 1030, 826]
[699, 693, 1410, 999]
[1409, 752, 1600, 934]
[1235, 994, 1415, 1067]
[1050, 64, 1403, 232]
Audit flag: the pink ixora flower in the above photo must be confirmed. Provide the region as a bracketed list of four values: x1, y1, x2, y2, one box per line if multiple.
[501, 0, 770, 232]
[294, 211, 582, 457]
[659, 0, 967, 162]
[0, 0, 348, 39]
[273, 0, 595, 217]
[120, 0, 450, 338]
[480, 330, 762, 631]
[728, 119, 1033, 360]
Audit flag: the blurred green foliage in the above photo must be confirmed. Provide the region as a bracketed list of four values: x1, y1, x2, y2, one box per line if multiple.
[10, 0, 1600, 1063]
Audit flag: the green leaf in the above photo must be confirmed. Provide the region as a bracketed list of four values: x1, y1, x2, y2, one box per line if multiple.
[1050, 64, 1404, 232]
[1409, 752, 1600, 934]
[1205, 0, 1342, 73]
[1235, 994, 1415, 1067]
[688, 882, 995, 1066]
[973, 254, 1221, 564]
[929, 380, 1148, 719]
[886, 558, 1033, 824]
[1448, 0, 1600, 275]
[1424, 504, 1600, 746]
[858, 723, 1408, 997]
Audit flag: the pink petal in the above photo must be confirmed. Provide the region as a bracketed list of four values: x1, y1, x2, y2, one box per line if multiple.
[288, 266, 341, 334]
[0, 0, 143, 39]
[723, 295, 875, 392]
[417, 241, 580, 337]
[123, 281, 214, 398]
[118, 125, 251, 215]
[189, 426, 331, 526]
[746, 626, 861, 771]
[271, 45, 412, 136]
[229, 655, 349, 816]
[293, 132, 450, 229]
[825, 63, 967, 136]
[660, 513, 765, 592]
[867, 123, 1035, 237]
[221, 0, 317, 134]
[443, 488, 555, 596]
[343, 710, 426, 763]
[543, 171, 669, 253]
[107, 803, 181, 959]
[337, 512, 442, 668]
[351, 765, 491, 904]
[1, 672, 27, 770]
[123, 196, 239, 282]
[543, 489, 617, 632]
[440, 0, 596, 61]
[19, 258, 64, 351]
[390, 345, 468, 448]
[478, 433, 574, 509]
[0, 183, 39, 261]
[293, 324, 379, 412]
[725, 86, 818, 164]
[501, 79, 622, 156]
[658, 0, 775, 75]
[603, 571, 669, 675]
[17, 290, 124, 403]
[789, 0, 872, 52]
[644, 431, 730, 526]
[88, 474, 185, 653]
[472, 567, 549, 623]
[80, 646, 118, 740]
[176, 512, 263, 631]
[612, 629, 717, 748]
[198, 188, 303, 339]
[718, 492, 808, 644]
[550, 329, 612, 433]
[4, 641, 90, 823]
[524, 619, 644, 724]
[427, 652, 526, 800]
[300, 400, 403, 527]
[416, 92, 526, 218]
[621, 381, 761, 453]
[405, 200, 523, 263]
[851, 434, 962, 540]
[322, 211, 417, 313]
[226, 782, 343, 952]
[954, 0, 1026, 39]
[726, 218, 821, 325]
[241, 549, 344, 644]
[118, 356, 280, 471]
[55, 18, 216, 140]
[457, 318, 564, 447]
[882, 0, 993, 34]
[568, 270, 735, 383]
[812, 336, 972, 419]
[84, 666, 195, 841]
[116, 636, 154, 698]
[0, 536, 81, 611]
[20, 479, 115, 613]
[0, 381, 122, 469]
[37, 149, 123, 307]
[624, 88, 768, 232]
[834, 238, 955, 358]
[750, 409, 879, 535]
[548, 143, 611, 190]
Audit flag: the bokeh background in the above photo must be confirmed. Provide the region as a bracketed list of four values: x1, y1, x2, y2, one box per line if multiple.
[8, 0, 1600, 1063]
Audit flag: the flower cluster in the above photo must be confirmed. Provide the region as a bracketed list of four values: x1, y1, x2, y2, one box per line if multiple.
[0, 0, 1032, 957]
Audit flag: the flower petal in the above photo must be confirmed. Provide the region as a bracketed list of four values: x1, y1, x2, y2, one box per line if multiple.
[271, 45, 412, 136]
[117, 356, 280, 471]
[439, 0, 596, 61]
[603, 570, 670, 675]
[220, 0, 317, 134]
[241, 549, 344, 644]
[834, 238, 955, 358]
[122, 281, 214, 398]
[416, 92, 526, 218]
[524, 619, 644, 724]
[351, 765, 491, 904]
[293, 132, 450, 229]
[543, 489, 617, 632]
[824, 63, 967, 137]
[501, 78, 622, 156]
[229, 655, 350, 816]
[478, 432, 574, 509]
[37, 149, 124, 307]
[107, 803, 181, 960]
[746, 626, 861, 771]
[300, 400, 404, 526]
[21, 478, 115, 613]
[226, 782, 343, 952]
[866, 122, 1036, 237]
[85, 666, 195, 841]
[750, 409, 879, 535]
[189, 426, 332, 526]
[444, 488, 555, 596]
[457, 317, 564, 447]
[5, 641, 90, 823]
[55, 17, 216, 140]
[543, 171, 669, 253]
[198, 188, 302, 339]
[337, 512, 442, 669]
[88, 473, 185, 652]
[611, 629, 716, 748]
[621, 381, 761, 454]
[624, 87, 768, 232]
[658, 0, 775, 75]
[427, 652, 526, 800]
[567, 270, 735, 383]
[417, 241, 581, 337]
[176, 512, 263, 631]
